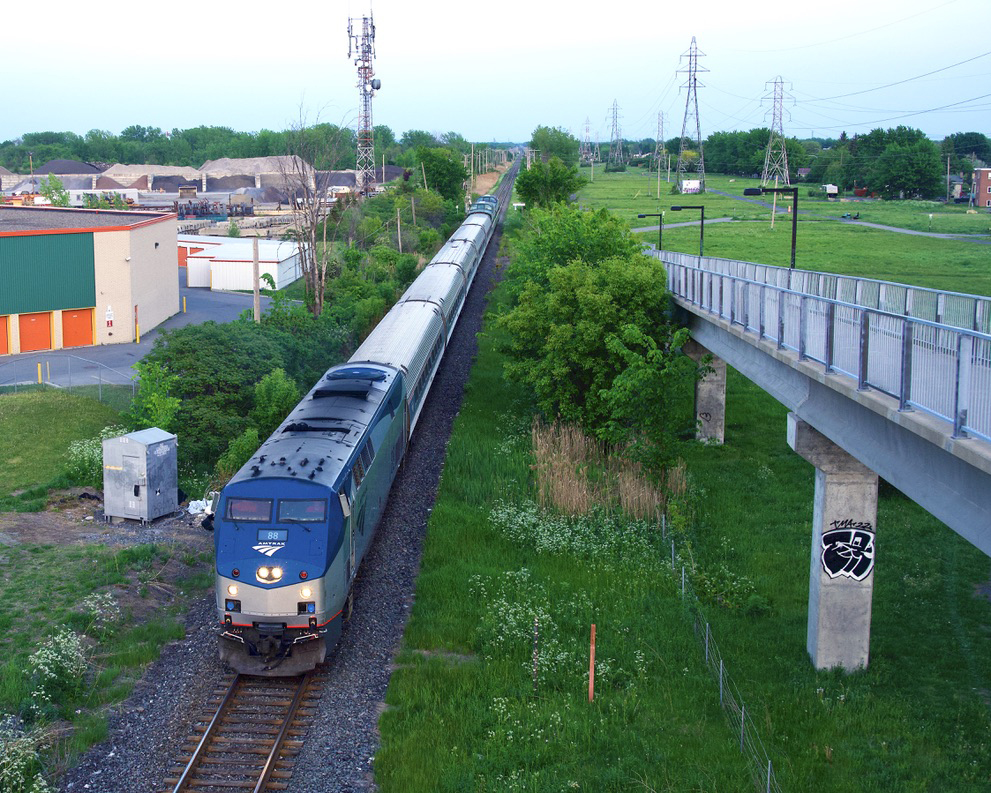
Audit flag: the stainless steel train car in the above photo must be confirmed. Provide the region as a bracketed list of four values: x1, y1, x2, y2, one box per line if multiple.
[212, 196, 499, 675]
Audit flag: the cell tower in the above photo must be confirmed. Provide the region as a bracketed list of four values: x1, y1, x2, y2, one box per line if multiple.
[675, 36, 707, 193]
[348, 12, 380, 196]
[761, 76, 793, 186]
[580, 117, 593, 165]
[608, 100, 624, 165]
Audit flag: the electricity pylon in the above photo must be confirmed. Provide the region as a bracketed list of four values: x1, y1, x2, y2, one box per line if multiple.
[608, 100, 624, 165]
[675, 36, 707, 193]
[761, 76, 793, 186]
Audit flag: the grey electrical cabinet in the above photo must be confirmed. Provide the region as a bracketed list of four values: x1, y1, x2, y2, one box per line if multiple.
[102, 428, 178, 522]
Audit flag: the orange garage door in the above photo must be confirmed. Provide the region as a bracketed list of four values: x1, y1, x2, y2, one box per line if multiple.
[18, 312, 52, 352]
[62, 308, 94, 348]
[0, 316, 8, 355]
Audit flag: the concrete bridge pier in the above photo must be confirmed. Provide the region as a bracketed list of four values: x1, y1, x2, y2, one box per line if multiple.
[787, 414, 879, 672]
[685, 340, 726, 444]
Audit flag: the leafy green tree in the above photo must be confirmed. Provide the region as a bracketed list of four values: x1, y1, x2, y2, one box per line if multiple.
[504, 204, 640, 299]
[249, 368, 301, 438]
[529, 125, 581, 167]
[127, 359, 181, 432]
[214, 427, 261, 484]
[514, 156, 586, 209]
[868, 139, 943, 199]
[499, 253, 677, 430]
[599, 324, 701, 471]
[416, 147, 468, 203]
[39, 174, 70, 207]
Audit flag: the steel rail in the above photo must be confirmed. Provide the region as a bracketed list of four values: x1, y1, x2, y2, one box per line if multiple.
[170, 673, 241, 792]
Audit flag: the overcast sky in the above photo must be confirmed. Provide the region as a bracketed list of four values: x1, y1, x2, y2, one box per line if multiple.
[4, 0, 989, 146]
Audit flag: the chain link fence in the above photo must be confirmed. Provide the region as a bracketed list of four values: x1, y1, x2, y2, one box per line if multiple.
[0, 354, 136, 413]
[660, 514, 782, 793]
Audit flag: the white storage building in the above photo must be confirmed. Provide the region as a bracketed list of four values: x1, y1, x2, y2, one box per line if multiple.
[179, 237, 302, 291]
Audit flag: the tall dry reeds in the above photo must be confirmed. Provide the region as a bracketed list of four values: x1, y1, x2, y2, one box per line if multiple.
[531, 418, 686, 519]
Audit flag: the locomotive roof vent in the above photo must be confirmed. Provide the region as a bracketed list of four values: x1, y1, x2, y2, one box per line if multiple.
[326, 366, 386, 382]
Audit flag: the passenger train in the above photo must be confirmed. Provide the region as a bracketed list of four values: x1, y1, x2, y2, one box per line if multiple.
[212, 194, 501, 675]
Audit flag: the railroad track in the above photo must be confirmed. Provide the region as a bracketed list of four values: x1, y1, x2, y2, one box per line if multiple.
[164, 671, 323, 793]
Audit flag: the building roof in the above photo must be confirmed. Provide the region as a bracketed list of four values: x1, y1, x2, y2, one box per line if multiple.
[35, 159, 101, 175]
[0, 165, 12, 175]
[0, 206, 173, 234]
[187, 239, 299, 263]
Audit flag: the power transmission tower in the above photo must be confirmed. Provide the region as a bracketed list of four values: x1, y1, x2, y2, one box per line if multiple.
[580, 117, 593, 165]
[653, 112, 667, 174]
[608, 100, 624, 165]
[675, 36, 707, 193]
[761, 76, 793, 186]
[348, 12, 380, 197]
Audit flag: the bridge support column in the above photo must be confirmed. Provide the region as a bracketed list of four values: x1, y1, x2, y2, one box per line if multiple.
[787, 414, 878, 672]
[685, 340, 726, 444]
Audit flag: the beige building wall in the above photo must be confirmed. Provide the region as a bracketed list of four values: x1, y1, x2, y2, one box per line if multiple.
[129, 220, 179, 336]
[92, 218, 178, 345]
[93, 230, 135, 344]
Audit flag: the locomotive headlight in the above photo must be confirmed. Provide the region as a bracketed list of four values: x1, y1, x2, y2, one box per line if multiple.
[300, 586, 312, 599]
[258, 566, 270, 579]
[227, 584, 239, 596]
[271, 566, 284, 581]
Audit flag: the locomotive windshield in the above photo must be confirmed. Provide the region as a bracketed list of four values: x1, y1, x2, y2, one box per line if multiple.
[278, 499, 328, 523]
[226, 497, 273, 522]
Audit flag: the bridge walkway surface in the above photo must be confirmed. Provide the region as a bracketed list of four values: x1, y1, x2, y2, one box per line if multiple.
[657, 250, 991, 670]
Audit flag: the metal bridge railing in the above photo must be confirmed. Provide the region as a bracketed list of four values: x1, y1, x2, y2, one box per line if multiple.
[658, 253, 991, 443]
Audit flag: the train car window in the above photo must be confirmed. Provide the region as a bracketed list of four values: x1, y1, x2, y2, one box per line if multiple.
[226, 497, 273, 522]
[278, 499, 327, 523]
[353, 458, 365, 487]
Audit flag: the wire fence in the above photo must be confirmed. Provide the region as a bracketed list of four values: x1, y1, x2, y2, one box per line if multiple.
[0, 354, 136, 413]
[660, 513, 782, 793]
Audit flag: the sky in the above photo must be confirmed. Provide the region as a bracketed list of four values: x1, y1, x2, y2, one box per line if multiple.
[3, 0, 989, 146]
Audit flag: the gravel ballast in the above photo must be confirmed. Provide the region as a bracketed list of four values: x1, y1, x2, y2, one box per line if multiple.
[59, 184, 513, 793]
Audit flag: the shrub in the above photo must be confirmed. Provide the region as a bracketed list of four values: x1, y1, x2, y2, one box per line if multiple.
[64, 425, 129, 488]
[214, 427, 261, 484]
[249, 369, 300, 439]
[0, 720, 51, 793]
[25, 629, 87, 721]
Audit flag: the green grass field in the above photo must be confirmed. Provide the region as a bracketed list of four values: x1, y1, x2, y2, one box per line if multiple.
[578, 170, 991, 295]
[375, 172, 991, 791]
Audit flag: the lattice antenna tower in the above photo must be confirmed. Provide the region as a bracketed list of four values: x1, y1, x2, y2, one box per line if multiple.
[761, 76, 793, 186]
[348, 12, 380, 196]
[653, 112, 666, 171]
[675, 37, 708, 193]
[608, 100, 624, 164]
[580, 117, 593, 165]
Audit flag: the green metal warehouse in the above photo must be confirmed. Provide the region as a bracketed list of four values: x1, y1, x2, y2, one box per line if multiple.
[0, 206, 178, 355]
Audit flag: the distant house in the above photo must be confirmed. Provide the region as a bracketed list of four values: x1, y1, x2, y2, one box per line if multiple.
[179, 235, 301, 291]
[973, 168, 991, 208]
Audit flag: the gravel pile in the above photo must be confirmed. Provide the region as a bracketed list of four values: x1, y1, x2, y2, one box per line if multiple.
[58, 171, 515, 793]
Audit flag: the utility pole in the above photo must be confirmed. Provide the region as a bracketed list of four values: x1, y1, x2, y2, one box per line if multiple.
[608, 100, 624, 165]
[348, 12, 380, 197]
[761, 76, 792, 187]
[675, 36, 707, 193]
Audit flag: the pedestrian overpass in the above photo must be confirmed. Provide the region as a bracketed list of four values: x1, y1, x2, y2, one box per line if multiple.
[657, 251, 991, 671]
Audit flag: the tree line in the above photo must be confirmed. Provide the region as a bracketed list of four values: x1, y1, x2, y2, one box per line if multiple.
[0, 125, 503, 173]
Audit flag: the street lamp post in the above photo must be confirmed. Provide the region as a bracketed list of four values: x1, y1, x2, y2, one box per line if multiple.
[637, 212, 664, 252]
[744, 186, 798, 269]
[670, 205, 705, 256]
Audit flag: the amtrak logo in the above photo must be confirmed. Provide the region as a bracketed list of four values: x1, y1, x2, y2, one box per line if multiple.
[253, 544, 283, 557]
[821, 527, 875, 581]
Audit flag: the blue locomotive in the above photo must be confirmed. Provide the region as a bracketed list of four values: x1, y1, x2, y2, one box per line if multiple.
[213, 195, 500, 675]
